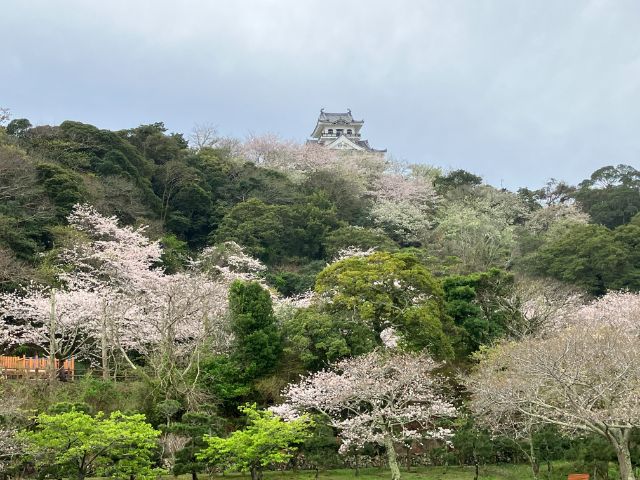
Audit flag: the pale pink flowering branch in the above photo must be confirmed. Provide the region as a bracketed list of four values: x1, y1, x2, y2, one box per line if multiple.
[275, 350, 456, 479]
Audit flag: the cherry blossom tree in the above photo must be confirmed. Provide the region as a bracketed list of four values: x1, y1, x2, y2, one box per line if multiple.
[235, 134, 388, 192]
[61, 203, 163, 290]
[467, 292, 640, 480]
[523, 203, 589, 235]
[133, 271, 230, 404]
[368, 171, 439, 242]
[499, 276, 584, 339]
[54, 204, 166, 379]
[193, 241, 266, 281]
[274, 351, 456, 480]
[0, 205, 258, 396]
[239, 133, 300, 169]
[0, 285, 101, 380]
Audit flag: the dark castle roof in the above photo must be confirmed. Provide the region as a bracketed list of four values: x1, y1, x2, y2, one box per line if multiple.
[317, 109, 363, 124]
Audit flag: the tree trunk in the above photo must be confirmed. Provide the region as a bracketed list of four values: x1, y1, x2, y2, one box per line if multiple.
[605, 428, 636, 480]
[472, 440, 479, 480]
[616, 441, 635, 480]
[101, 308, 109, 381]
[528, 436, 539, 480]
[48, 290, 57, 382]
[250, 466, 263, 480]
[191, 469, 198, 480]
[383, 435, 401, 480]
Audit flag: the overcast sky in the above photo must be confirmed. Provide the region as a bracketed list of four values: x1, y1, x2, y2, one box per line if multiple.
[3, 0, 640, 189]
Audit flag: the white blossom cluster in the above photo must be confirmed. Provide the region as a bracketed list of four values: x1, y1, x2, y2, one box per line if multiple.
[275, 350, 456, 453]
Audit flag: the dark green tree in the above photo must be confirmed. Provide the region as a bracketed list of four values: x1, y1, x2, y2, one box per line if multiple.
[170, 411, 223, 480]
[526, 223, 640, 295]
[203, 281, 283, 409]
[299, 416, 341, 478]
[442, 269, 515, 356]
[6, 118, 32, 137]
[214, 199, 284, 263]
[434, 169, 483, 195]
[35, 162, 85, 216]
[574, 164, 640, 228]
[229, 281, 282, 379]
[283, 308, 377, 371]
[322, 225, 397, 259]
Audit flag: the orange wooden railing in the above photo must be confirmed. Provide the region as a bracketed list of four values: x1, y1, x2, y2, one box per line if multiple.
[0, 355, 75, 379]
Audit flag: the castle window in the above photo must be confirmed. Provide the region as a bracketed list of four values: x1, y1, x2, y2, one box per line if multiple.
[336, 129, 344, 136]
[327, 129, 333, 135]
[347, 129, 353, 135]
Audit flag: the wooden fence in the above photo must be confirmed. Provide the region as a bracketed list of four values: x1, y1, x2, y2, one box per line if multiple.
[0, 355, 75, 380]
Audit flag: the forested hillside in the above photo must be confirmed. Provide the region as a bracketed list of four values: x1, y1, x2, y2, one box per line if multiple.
[2, 115, 639, 294]
[1, 112, 640, 480]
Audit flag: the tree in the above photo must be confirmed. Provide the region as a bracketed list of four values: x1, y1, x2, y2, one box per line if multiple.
[434, 204, 515, 273]
[322, 226, 396, 260]
[526, 222, 640, 295]
[204, 281, 282, 407]
[213, 199, 285, 263]
[229, 281, 282, 380]
[197, 404, 312, 480]
[0, 286, 101, 381]
[55, 204, 167, 380]
[442, 269, 516, 356]
[189, 123, 220, 151]
[0, 108, 9, 127]
[467, 292, 640, 480]
[5, 119, 32, 137]
[154, 159, 202, 223]
[449, 415, 495, 480]
[275, 350, 457, 480]
[214, 197, 339, 264]
[368, 171, 439, 243]
[282, 307, 377, 371]
[1, 204, 245, 398]
[302, 170, 370, 224]
[498, 276, 584, 339]
[59, 205, 235, 399]
[315, 251, 454, 358]
[170, 411, 222, 480]
[36, 162, 86, 216]
[433, 169, 482, 195]
[19, 409, 162, 480]
[0, 246, 35, 288]
[574, 164, 640, 228]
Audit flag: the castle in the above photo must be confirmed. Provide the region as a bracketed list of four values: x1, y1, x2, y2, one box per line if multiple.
[308, 109, 386, 154]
